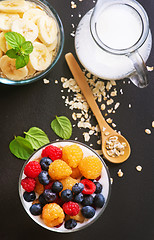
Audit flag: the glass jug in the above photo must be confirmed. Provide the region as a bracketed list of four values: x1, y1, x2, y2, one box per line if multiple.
[75, 0, 152, 88]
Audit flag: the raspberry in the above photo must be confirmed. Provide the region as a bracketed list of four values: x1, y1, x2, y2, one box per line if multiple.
[42, 145, 62, 161]
[79, 156, 103, 179]
[80, 179, 96, 194]
[42, 203, 65, 228]
[62, 144, 83, 168]
[48, 160, 72, 180]
[24, 161, 41, 178]
[59, 177, 79, 194]
[63, 201, 80, 216]
[34, 177, 44, 195]
[44, 181, 53, 190]
[21, 177, 36, 192]
[70, 167, 82, 179]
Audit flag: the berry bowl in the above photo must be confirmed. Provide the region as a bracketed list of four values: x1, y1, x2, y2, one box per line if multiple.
[19, 140, 111, 233]
[0, 0, 64, 85]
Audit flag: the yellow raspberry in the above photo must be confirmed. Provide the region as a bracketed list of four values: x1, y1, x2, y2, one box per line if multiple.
[42, 203, 65, 228]
[79, 156, 103, 179]
[34, 177, 44, 195]
[59, 176, 79, 194]
[70, 210, 85, 223]
[62, 144, 83, 168]
[70, 167, 82, 179]
[48, 160, 72, 180]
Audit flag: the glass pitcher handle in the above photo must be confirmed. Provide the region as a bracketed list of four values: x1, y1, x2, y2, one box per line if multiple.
[127, 51, 149, 88]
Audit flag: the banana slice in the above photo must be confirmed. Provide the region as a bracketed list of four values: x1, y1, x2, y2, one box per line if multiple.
[23, 8, 47, 25]
[29, 42, 52, 71]
[0, 0, 29, 13]
[0, 32, 7, 53]
[37, 15, 58, 46]
[11, 19, 38, 42]
[0, 13, 20, 31]
[47, 38, 58, 53]
[27, 61, 36, 76]
[0, 55, 28, 80]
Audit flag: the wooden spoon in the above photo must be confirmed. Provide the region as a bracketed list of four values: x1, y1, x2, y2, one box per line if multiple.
[65, 53, 131, 163]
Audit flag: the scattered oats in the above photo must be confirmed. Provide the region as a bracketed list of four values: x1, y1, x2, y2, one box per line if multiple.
[136, 165, 142, 172]
[43, 78, 49, 84]
[106, 118, 113, 124]
[90, 143, 93, 147]
[68, 89, 71, 92]
[85, 113, 88, 119]
[72, 112, 77, 121]
[102, 127, 106, 132]
[61, 89, 64, 92]
[128, 81, 131, 84]
[123, 80, 125, 84]
[114, 102, 120, 110]
[97, 139, 101, 145]
[101, 103, 106, 111]
[95, 125, 100, 132]
[110, 178, 113, 184]
[55, 80, 58, 84]
[111, 80, 116, 86]
[118, 131, 121, 135]
[104, 131, 110, 136]
[61, 77, 67, 83]
[70, 32, 75, 37]
[78, 14, 81, 18]
[106, 81, 112, 91]
[83, 132, 90, 142]
[147, 66, 154, 72]
[120, 88, 123, 94]
[94, 149, 103, 155]
[117, 169, 123, 177]
[86, 72, 91, 78]
[75, 137, 78, 140]
[107, 108, 113, 113]
[89, 130, 94, 135]
[72, 23, 75, 28]
[71, 1, 77, 8]
[71, 14, 73, 17]
[110, 89, 117, 97]
[128, 104, 132, 108]
[62, 96, 65, 99]
[112, 123, 116, 128]
[107, 98, 114, 105]
[56, 139, 60, 141]
[73, 124, 76, 127]
[79, 0, 83, 1]
[152, 121, 154, 128]
[112, 110, 115, 113]
[145, 129, 151, 134]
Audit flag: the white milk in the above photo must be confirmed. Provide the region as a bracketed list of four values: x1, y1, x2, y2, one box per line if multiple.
[96, 4, 142, 50]
[75, 6, 152, 80]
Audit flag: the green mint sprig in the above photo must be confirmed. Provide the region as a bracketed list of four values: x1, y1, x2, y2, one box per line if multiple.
[51, 116, 72, 140]
[5, 32, 33, 69]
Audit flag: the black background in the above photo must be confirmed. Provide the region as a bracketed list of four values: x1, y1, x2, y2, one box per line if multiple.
[0, 0, 154, 239]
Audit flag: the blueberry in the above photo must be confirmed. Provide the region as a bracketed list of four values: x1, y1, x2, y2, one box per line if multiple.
[72, 183, 84, 194]
[94, 182, 103, 194]
[74, 193, 84, 203]
[43, 189, 57, 202]
[40, 157, 52, 171]
[82, 195, 94, 206]
[30, 203, 42, 216]
[64, 219, 77, 229]
[61, 189, 73, 202]
[23, 191, 36, 202]
[81, 206, 95, 218]
[94, 194, 105, 208]
[39, 193, 48, 206]
[38, 171, 50, 185]
[52, 181, 63, 193]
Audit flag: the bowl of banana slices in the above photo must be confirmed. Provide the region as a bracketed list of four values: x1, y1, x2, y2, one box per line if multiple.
[0, 0, 64, 85]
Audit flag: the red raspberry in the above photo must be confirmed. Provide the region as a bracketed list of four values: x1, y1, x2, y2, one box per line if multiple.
[44, 181, 53, 190]
[24, 161, 41, 178]
[63, 201, 80, 216]
[80, 179, 96, 195]
[42, 145, 62, 161]
[21, 177, 36, 192]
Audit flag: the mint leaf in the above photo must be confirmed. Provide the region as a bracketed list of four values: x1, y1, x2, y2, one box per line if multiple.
[16, 55, 29, 69]
[24, 127, 50, 150]
[9, 136, 34, 160]
[6, 49, 18, 59]
[5, 32, 25, 49]
[21, 41, 33, 55]
[51, 116, 72, 139]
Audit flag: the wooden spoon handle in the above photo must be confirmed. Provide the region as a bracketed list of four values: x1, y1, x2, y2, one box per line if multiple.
[65, 53, 111, 131]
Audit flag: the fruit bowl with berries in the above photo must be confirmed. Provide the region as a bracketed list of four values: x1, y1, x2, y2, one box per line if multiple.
[0, 0, 64, 85]
[19, 140, 111, 233]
